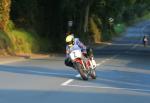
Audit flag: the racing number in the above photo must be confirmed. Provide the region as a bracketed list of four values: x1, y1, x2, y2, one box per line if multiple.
[73, 52, 77, 58]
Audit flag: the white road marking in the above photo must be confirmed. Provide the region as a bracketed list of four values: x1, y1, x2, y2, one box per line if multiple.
[132, 44, 138, 49]
[96, 58, 111, 66]
[125, 44, 138, 53]
[99, 78, 150, 88]
[61, 79, 74, 86]
[61, 74, 80, 86]
[65, 84, 150, 93]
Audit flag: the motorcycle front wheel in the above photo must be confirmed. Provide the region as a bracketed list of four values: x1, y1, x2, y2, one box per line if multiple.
[90, 69, 96, 79]
[74, 62, 88, 80]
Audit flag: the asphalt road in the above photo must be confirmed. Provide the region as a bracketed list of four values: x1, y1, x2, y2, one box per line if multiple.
[0, 20, 150, 103]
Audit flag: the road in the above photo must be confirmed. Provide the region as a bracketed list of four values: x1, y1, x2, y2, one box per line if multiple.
[0, 20, 150, 103]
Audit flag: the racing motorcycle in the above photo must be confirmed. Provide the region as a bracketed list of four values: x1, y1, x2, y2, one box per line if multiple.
[69, 49, 96, 80]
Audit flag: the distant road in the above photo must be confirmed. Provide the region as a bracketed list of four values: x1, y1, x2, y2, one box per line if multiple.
[113, 20, 150, 44]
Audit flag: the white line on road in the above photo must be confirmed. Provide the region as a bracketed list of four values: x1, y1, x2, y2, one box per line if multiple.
[65, 84, 150, 93]
[61, 74, 80, 86]
[61, 79, 74, 86]
[96, 58, 113, 67]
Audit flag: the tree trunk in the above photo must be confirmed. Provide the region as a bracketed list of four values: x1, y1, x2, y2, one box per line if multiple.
[84, 2, 90, 33]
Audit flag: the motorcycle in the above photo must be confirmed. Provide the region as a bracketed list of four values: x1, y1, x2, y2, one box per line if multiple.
[69, 49, 96, 80]
[143, 36, 148, 47]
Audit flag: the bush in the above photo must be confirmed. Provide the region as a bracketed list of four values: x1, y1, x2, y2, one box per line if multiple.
[114, 23, 126, 35]
[7, 29, 39, 54]
[0, 31, 12, 55]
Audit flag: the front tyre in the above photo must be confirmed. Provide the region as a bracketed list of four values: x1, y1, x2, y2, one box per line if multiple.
[90, 69, 96, 79]
[75, 62, 88, 80]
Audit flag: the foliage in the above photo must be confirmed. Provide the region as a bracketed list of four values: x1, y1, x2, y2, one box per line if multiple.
[114, 23, 126, 35]
[0, 30, 12, 55]
[7, 28, 39, 54]
[90, 0, 150, 41]
[0, 0, 11, 31]
[89, 15, 101, 43]
[0, 0, 150, 54]
[0, 20, 39, 55]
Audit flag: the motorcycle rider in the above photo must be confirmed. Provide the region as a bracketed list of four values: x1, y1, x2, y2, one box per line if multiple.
[64, 33, 96, 69]
[143, 35, 148, 47]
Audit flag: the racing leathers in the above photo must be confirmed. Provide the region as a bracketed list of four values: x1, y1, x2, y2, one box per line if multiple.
[65, 38, 86, 68]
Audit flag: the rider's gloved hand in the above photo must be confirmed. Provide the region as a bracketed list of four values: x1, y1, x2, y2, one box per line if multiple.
[82, 52, 88, 58]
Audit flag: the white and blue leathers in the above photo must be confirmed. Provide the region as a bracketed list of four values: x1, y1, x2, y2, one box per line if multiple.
[66, 38, 86, 58]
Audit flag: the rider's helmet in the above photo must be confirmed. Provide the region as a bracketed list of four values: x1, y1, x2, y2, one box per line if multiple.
[66, 35, 74, 47]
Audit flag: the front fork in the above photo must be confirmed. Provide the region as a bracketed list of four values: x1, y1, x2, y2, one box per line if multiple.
[74, 58, 92, 75]
[78, 59, 91, 76]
